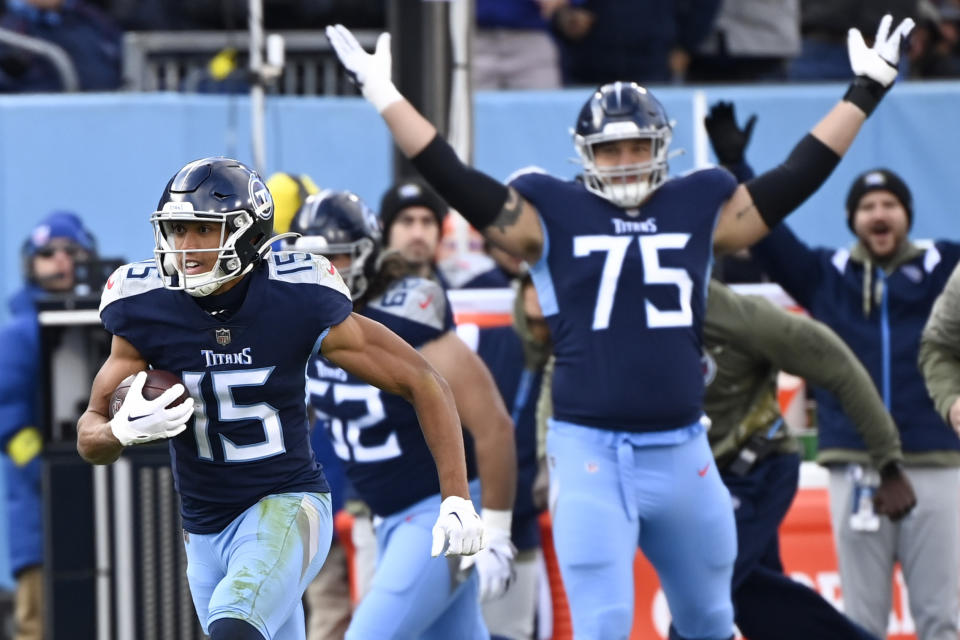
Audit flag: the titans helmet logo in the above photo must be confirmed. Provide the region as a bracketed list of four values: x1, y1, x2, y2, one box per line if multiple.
[249, 176, 274, 220]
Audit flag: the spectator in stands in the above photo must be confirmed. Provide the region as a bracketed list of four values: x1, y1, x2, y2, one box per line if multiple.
[688, 0, 800, 83]
[0, 212, 97, 640]
[379, 178, 449, 287]
[789, 1, 918, 80]
[0, 0, 121, 92]
[552, 0, 722, 85]
[461, 272, 551, 640]
[908, 0, 960, 77]
[473, 0, 576, 90]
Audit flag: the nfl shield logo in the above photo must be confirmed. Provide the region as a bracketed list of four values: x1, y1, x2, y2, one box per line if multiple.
[215, 328, 231, 346]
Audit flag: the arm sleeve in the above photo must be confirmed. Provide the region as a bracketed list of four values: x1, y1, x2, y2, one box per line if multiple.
[919, 263, 960, 422]
[750, 224, 822, 309]
[734, 295, 903, 469]
[724, 160, 755, 184]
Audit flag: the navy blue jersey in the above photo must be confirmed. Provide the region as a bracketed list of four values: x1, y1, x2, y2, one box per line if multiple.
[514, 168, 737, 432]
[306, 276, 477, 517]
[99, 252, 353, 533]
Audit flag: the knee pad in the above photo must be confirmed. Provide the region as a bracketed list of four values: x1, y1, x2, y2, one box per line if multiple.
[209, 617, 265, 640]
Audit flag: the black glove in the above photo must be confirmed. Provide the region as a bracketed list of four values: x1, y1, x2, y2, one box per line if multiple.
[874, 461, 917, 521]
[704, 101, 757, 166]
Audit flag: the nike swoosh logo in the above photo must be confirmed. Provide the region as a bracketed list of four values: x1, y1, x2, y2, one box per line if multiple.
[129, 414, 153, 422]
[698, 462, 710, 477]
[328, 265, 336, 275]
[419, 295, 434, 309]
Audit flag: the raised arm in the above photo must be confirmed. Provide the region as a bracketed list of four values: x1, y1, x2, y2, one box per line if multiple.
[325, 26, 543, 263]
[712, 15, 915, 254]
[321, 312, 483, 556]
[420, 330, 518, 599]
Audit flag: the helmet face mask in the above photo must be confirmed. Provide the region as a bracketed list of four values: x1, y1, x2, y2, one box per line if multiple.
[152, 158, 275, 297]
[289, 190, 382, 300]
[573, 82, 673, 209]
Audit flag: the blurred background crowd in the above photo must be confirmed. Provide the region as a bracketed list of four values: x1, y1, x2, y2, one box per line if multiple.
[2, 0, 960, 93]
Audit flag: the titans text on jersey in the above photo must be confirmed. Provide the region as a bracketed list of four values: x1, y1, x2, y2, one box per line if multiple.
[99, 252, 353, 533]
[514, 166, 737, 432]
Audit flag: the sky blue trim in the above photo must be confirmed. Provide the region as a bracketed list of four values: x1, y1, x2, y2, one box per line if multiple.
[765, 417, 784, 439]
[511, 369, 534, 427]
[879, 269, 891, 408]
[313, 327, 332, 356]
[528, 212, 558, 316]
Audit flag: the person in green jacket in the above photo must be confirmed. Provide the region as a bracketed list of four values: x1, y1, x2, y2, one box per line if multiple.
[538, 280, 916, 639]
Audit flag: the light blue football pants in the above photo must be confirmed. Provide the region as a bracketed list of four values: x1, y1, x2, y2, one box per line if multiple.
[346, 479, 487, 640]
[547, 421, 737, 640]
[184, 491, 333, 640]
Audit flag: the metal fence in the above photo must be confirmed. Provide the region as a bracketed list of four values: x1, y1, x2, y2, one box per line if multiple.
[122, 30, 378, 94]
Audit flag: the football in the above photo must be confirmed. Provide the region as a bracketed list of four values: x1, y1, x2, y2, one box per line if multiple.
[108, 369, 190, 419]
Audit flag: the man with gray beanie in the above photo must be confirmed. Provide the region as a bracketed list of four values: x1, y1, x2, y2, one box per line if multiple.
[750, 168, 960, 639]
[379, 178, 449, 286]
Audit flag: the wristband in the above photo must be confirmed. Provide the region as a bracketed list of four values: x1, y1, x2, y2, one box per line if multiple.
[843, 76, 889, 117]
[481, 508, 513, 534]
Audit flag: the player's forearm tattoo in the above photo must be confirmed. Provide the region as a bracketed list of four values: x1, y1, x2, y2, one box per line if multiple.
[492, 187, 523, 233]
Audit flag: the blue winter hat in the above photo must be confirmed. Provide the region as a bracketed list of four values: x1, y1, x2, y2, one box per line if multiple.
[23, 211, 97, 257]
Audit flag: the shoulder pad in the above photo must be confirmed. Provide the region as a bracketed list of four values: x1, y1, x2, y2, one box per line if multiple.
[506, 165, 550, 186]
[369, 277, 448, 330]
[268, 251, 351, 300]
[99, 260, 163, 313]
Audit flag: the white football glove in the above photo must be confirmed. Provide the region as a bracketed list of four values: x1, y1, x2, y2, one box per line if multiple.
[109, 372, 195, 447]
[848, 14, 915, 87]
[325, 24, 403, 113]
[431, 495, 484, 557]
[460, 509, 517, 601]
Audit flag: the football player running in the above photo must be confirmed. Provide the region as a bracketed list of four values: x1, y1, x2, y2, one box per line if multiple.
[291, 189, 517, 639]
[76, 158, 484, 640]
[327, 13, 914, 640]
